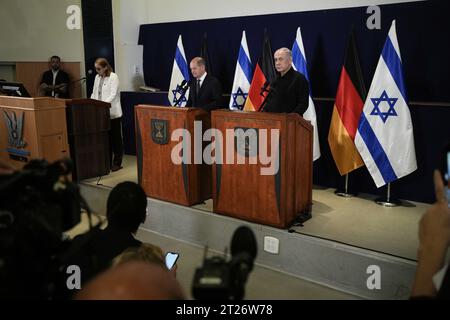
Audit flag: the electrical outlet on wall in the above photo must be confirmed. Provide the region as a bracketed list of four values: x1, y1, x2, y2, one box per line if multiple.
[264, 236, 279, 254]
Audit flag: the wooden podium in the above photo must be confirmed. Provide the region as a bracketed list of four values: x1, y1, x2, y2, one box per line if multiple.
[0, 96, 69, 169]
[135, 105, 211, 206]
[65, 99, 111, 181]
[211, 110, 313, 229]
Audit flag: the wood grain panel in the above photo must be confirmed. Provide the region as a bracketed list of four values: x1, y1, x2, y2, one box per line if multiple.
[211, 110, 313, 229]
[16, 62, 82, 98]
[0, 97, 70, 170]
[136, 105, 211, 206]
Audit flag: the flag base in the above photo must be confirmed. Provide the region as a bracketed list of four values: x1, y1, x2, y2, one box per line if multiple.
[334, 190, 357, 198]
[375, 197, 401, 207]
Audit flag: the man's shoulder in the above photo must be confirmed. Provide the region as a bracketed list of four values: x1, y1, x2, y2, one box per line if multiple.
[292, 69, 307, 81]
[205, 74, 221, 87]
[59, 69, 70, 76]
[42, 70, 52, 77]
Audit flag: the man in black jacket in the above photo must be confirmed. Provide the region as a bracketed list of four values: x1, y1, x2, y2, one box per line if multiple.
[262, 48, 309, 115]
[186, 57, 222, 111]
[63, 182, 147, 287]
[39, 56, 70, 98]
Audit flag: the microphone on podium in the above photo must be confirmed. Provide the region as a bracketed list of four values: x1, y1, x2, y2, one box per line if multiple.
[260, 80, 270, 97]
[56, 76, 87, 90]
[174, 80, 189, 107]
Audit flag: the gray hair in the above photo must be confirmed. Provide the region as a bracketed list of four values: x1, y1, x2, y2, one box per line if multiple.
[275, 47, 292, 59]
[191, 57, 206, 67]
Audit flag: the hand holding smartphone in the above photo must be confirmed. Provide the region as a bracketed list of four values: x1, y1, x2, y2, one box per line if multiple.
[165, 252, 179, 270]
[441, 145, 450, 206]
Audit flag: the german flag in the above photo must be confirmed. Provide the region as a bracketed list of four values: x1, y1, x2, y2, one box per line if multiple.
[328, 31, 366, 175]
[244, 30, 276, 111]
[200, 32, 213, 75]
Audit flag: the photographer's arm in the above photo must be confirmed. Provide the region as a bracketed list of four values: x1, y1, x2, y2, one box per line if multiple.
[0, 160, 14, 175]
[411, 171, 450, 298]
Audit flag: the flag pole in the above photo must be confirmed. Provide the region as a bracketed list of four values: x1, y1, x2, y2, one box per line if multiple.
[375, 182, 400, 207]
[335, 173, 356, 198]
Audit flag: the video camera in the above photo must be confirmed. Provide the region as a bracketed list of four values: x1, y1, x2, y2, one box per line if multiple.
[0, 158, 83, 299]
[192, 226, 258, 300]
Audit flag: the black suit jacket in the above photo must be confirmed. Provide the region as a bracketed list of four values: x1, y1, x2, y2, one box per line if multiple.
[263, 67, 309, 115]
[64, 226, 142, 284]
[40, 69, 70, 98]
[186, 74, 223, 111]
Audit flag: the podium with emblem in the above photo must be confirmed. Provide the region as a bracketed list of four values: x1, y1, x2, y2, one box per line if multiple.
[135, 105, 211, 206]
[0, 96, 70, 170]
[211, 110, 313, 229]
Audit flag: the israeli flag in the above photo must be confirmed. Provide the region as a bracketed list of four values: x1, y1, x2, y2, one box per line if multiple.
[229, 31, 252, 110]
[168, 35, 190, 107]
[355, 21, 417, 188]
[292, 27, 321, 161]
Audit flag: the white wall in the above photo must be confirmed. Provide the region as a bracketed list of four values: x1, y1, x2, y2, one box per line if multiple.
[112, 0, 147, 91]
[113, 0, 424, 91]
[145, 0, 424, 24]
[0, 0, 86, 94]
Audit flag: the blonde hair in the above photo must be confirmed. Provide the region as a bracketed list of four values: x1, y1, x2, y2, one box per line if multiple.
[95, 57, 113, 76]
[113, 243, 165, 268]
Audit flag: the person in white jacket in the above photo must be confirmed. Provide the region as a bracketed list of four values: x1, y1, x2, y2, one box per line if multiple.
[91, 58, 123, 172]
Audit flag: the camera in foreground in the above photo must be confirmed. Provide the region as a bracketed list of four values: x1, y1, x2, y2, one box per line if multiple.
[192, 226, 257, 300]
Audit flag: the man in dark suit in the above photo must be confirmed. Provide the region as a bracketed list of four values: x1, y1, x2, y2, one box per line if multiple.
[39, 55, 70, 98]
[262, 48, 309, 115]
[62, 182, 148, 288]
[186, 57, 222, 111]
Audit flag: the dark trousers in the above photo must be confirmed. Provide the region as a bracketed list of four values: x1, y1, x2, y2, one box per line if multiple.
[109, 117, 124, 167]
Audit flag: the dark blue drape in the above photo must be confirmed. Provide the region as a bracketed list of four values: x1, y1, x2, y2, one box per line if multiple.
[126, 1, 450, 204]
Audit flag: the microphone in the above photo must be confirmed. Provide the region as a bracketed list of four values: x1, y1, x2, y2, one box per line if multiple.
[259, 80, 277, 112]
[231, 226, 257, 260]
[229, 226, 257, 300]
[268, 80, 277, 94]
[180, 79, 188, 90]
[260, 80, 270, 97]
[230, 226, 257, 274]
[55, 76, 87, 90]
[174, 80, 190, 107]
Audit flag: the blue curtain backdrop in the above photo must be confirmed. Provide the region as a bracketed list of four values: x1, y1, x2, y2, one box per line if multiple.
[129, 0, 450, 203]
[138, 1, 450, 102]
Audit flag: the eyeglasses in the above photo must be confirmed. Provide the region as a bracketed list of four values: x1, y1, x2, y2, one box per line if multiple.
[95, 67, 102, 71]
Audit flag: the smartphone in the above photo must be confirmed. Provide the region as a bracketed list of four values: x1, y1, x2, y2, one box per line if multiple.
[165, 252, 179, 270]
[443, 147, 450, 206]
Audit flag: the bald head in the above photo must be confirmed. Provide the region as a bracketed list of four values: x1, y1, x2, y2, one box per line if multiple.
[76, 261, 185, 300]
[190, 57, 206, 79]
[274, 48, 293, 76]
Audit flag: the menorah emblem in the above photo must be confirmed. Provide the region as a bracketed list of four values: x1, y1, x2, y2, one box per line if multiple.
[151, 119, 169, 145]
